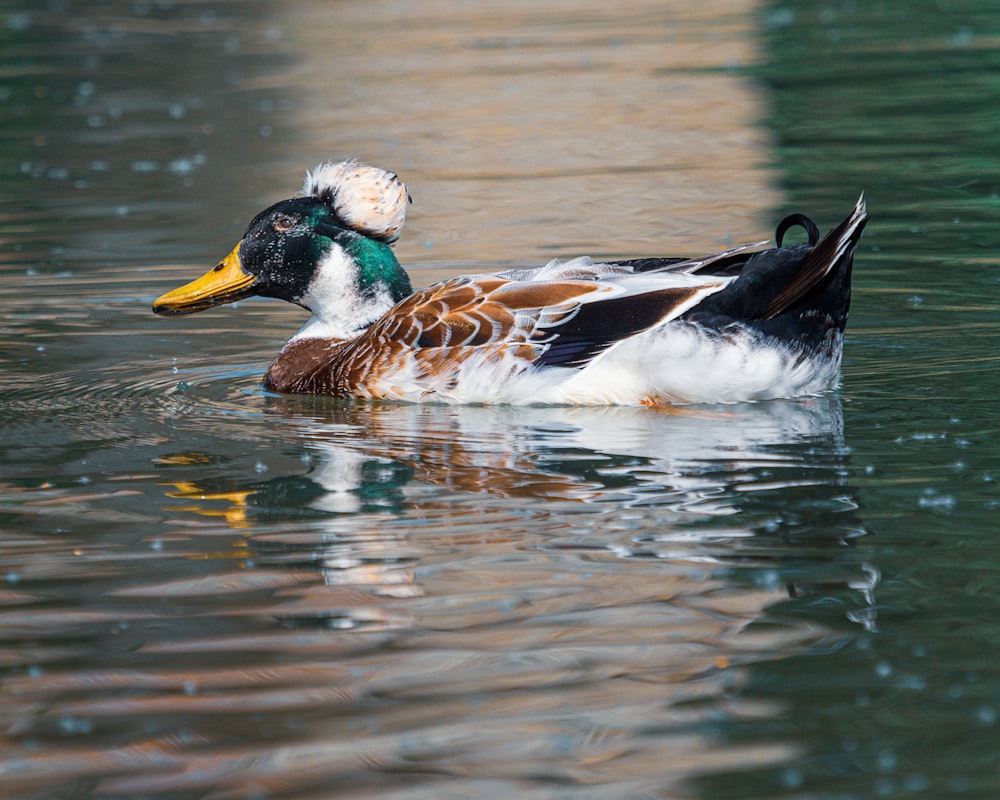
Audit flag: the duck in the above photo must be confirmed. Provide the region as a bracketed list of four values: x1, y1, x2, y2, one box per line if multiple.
[153, 160, 868, 406]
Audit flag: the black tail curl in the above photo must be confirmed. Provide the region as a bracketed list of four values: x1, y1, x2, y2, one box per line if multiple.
[775, 213, 820, 248]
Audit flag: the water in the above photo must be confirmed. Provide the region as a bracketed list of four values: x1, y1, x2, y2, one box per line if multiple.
[1, 1, 999, 798]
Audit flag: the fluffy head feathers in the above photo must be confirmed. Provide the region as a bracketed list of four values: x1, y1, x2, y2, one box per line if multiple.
[301, 160, 409, 244]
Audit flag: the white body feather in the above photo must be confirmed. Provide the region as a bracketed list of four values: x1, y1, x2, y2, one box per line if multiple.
[303, 255, 843, 406]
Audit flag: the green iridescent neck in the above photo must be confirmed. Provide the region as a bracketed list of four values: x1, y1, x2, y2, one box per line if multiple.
[344, 235, 413, 303]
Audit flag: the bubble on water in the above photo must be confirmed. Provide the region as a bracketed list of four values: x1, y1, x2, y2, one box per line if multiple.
[765, 8, 795, 28]
[876, 748, 897, 772]
[918, 491, 955, 512]
[259, 125, 273, 138]
[6, 12, 32, 31]
[6, 572, 21, 585]
[875, 661, 892, 678]
[183, 680, 198, 695]
[951, 27, 974, 48]
[168, 102, 186, 119]
[780, 768, 804, 788]
[168, 157, 197, 175]
[58, 716, 93, 735]
[754, 569, 782, 591]
[975, 705, 996, 726]
[254, 460, 268, 474]
[131, 160, 159, 173]
[906, 295, 923, 307]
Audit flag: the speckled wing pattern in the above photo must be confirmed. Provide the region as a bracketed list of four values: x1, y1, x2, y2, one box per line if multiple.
[306, 260, 725, 398]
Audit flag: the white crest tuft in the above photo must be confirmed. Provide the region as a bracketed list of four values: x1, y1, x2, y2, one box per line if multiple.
[301, 160, 409, 244]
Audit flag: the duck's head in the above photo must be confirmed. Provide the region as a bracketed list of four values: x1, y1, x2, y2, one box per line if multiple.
[153, 161, 413, 336]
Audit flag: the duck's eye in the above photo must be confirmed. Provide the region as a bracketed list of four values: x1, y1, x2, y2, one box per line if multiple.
[274, 215, 296, 232]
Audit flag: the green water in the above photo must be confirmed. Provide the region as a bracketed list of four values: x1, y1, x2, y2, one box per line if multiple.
[693, 4, 1000, 797]
[1, 1, 999, 798]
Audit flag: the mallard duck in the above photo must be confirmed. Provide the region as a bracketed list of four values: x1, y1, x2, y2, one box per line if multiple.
[153, 161, 868, 405]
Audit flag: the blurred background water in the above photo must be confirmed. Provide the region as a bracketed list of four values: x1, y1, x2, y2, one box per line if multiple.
[1, 1, 999, 798]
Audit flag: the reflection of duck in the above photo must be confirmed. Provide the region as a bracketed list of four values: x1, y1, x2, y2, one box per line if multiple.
[269, 396, 851, 510]
[157, 398, 877, 624]
[153, 161, 868, 404]
[160, 399, 850, 520]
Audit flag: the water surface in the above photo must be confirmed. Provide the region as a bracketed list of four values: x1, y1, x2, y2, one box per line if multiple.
[2, 1, 1000, 798]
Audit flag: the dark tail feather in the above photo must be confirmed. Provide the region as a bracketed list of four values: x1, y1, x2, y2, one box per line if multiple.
[763, 195, 868, 320]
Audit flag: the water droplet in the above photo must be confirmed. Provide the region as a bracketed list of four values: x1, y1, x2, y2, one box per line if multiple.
[877, 748, 897, 772]
[781, 768, 804, 788]
[168, 157, 195, 175]
[58, 716, 93, 735]
[6, 12, 32, 32]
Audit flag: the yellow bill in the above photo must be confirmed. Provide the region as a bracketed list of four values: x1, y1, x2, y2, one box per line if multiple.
[153, 241, 257, 316]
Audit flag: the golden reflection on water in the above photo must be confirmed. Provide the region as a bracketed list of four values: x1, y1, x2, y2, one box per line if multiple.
[280, 0, 781, 263]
